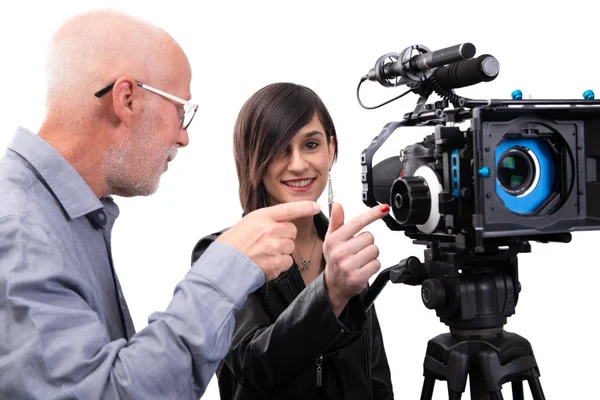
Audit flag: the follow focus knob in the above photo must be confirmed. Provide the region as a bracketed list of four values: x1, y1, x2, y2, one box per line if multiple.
[390, 176, 431, 225]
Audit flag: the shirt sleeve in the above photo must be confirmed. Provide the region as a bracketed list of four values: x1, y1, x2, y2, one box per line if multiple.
[0, 214, 265, 400]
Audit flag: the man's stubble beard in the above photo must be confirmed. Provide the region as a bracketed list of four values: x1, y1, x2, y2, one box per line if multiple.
[103, 109, 172, 197]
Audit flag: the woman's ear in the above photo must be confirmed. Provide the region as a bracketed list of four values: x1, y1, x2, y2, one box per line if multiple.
[328, 136, 336, 169]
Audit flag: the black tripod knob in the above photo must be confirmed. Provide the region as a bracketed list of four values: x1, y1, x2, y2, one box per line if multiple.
[421, 278, 446, 309]
[390, 176, 431, 225]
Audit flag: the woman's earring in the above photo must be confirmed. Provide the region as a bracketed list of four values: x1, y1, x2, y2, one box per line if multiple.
[262, 191, 270, 208]
[328, 173, 334, 217]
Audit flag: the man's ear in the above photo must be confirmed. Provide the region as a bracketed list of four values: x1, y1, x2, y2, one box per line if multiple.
[111, 76, 140, 128]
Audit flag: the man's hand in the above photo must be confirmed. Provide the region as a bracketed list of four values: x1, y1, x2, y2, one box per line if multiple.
[323, 202, 389, 316]
[217, 201, 321, 281]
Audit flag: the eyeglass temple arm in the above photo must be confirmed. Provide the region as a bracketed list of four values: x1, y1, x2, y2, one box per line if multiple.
[94, 81, 143, 98]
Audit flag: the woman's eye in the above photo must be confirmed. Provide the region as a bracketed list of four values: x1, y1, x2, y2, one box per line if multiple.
[306, 141, 319, 150]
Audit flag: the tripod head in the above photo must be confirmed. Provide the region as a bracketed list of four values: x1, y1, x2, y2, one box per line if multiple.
[364, 230, 572, 330]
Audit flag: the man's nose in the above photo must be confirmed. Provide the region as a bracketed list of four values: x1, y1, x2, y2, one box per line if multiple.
[177, 127, 189, 147]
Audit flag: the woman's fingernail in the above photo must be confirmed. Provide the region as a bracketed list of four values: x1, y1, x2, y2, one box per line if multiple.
[380, 204, 390, 213]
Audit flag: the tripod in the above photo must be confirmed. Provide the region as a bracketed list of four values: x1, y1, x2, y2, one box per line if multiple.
[364, 241, 546, 400]
[420, 328, 543, 400]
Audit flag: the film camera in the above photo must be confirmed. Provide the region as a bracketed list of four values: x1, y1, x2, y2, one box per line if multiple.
[357, 43, 600, 399]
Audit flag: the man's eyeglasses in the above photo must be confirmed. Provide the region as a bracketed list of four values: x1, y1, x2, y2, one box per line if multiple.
[94, 80, 198, 130]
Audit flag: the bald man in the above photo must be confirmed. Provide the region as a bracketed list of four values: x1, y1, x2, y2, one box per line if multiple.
[0, 9, 321, 399]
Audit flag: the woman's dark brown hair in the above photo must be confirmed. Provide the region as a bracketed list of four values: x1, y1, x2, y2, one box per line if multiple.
[234, 82, 338, 215]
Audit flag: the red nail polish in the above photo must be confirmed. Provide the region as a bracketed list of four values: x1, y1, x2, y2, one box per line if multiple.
[380, 204, 390, 213]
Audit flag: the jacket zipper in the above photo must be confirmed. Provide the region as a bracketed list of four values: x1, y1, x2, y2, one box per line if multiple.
[316, 355, 323, 387]
[315, 326, 347, 388]
[285, 277, 326, 388]
[285, 276, 347, 390]
[363, 335, 374, 399]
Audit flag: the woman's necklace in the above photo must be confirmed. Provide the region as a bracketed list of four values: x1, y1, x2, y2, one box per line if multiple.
[296, 225, 318, 271]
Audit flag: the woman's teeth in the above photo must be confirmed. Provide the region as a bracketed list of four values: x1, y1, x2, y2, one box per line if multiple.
[284, 179, 313, 187]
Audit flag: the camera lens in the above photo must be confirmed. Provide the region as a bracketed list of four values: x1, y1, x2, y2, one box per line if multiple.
[497, 147, 536, 196]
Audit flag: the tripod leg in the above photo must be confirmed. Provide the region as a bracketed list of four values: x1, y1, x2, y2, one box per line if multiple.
[446, 382, 463, 400]
[448, 390, 462, 400]
[489, 391, 504, 400]
[420, 374, 436, 400]
[490, 390, 504, 400]
[528, 377, 546, 400]
[511, 380, 524, 400]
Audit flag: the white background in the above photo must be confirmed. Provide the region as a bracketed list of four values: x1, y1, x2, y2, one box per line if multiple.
[1, 1, 597, 399]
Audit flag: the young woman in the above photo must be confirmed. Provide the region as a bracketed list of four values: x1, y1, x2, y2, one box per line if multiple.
[192, 82, 394, 399]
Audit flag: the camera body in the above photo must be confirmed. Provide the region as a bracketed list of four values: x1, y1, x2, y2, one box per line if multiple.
[358, 42, 600, 252]
[365, 103, 600, 252]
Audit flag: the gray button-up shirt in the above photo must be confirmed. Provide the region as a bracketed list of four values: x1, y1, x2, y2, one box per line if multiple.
[0, 127, 265, 399]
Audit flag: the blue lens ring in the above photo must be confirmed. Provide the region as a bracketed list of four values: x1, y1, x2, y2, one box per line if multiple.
[494, 138, 554, 214]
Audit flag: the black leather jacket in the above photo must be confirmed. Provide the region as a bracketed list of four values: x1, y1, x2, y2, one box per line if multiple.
[191, 212, 394, 400]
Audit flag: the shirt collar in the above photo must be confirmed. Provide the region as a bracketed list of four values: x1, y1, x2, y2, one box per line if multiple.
[8, 126, 110, 221]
